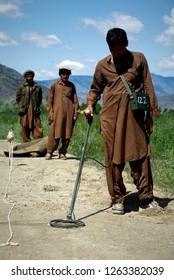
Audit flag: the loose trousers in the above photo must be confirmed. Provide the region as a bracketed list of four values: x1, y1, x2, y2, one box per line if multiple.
[20, 115, 43, 142]
[47, 123, 70, 155]
[106, 157, 153, 203]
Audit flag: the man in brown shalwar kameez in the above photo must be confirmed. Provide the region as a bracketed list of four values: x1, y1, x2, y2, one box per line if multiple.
[45, 66, 79, 160]
[84, 28, 161, 214]
[16, 70, 43, 142]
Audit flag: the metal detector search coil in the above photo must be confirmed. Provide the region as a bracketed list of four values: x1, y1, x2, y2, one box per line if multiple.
[49, 218, 85, 228]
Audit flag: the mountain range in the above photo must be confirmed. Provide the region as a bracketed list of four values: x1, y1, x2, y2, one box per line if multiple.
[0, 63, 174, 109]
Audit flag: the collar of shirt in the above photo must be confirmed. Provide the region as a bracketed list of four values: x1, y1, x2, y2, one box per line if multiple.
[58, 80, 66, 86]
[58, 79, 71, 87]
[24, 82, 37, 88]
[106, 54, 113, 64]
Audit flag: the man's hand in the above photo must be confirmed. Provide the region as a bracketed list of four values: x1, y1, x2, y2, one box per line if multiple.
[83, 105, 93, 119]
[49, 112, 54, 123]
[146, 116, 153, 135]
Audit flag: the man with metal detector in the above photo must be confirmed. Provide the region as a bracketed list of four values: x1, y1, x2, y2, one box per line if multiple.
[84, 28, 161, 215]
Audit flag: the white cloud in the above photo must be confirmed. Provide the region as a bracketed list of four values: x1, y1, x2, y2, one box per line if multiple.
[0, 31, 17, 46]
[158, 54, 174, 70]
[0, 2, 23, 18]
[85, 58, 96, 63]
[21, 32, 62, 48]
[57, 60, 85, 72]
[80, 12, 143, 39]
[155, 8, 174, 46]
[35, 58, 96, 79]
[35, 69, 57, 80]
[63, 44, 72, 51]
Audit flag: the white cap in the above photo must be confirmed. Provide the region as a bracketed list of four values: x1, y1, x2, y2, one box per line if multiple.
[58, 66, 72, 71]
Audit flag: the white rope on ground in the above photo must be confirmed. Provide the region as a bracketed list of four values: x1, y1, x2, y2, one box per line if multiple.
[0, 130, 19, 247]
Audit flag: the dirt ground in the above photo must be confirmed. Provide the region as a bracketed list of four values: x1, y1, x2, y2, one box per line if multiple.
[0, 139, 174, 260]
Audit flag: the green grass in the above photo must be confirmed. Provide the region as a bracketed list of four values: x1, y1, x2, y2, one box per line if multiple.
[150, 111, 174, 192]
[0, 101, 174, 194]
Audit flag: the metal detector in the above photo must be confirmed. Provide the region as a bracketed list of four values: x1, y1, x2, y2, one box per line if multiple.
[49, 118, 92, 228]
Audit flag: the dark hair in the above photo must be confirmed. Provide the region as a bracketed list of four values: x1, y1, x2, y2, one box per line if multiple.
[23, 70, 35, 78]
[106, 28, 128, 47]
[59, 68, 71, 76]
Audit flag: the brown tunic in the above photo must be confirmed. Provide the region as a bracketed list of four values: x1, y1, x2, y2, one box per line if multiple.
[46, 79, 79, 139]
[87, 51, 158, 164]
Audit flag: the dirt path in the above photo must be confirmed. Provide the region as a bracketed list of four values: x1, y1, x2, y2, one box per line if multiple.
[0, 140, 174, 260]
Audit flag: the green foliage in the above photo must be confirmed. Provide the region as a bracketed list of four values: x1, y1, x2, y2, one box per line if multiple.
[0, 112, 22, 142]
[0, 99, 18, 113]
[0, 100, 173, 193]
[150, 110, 174, 192]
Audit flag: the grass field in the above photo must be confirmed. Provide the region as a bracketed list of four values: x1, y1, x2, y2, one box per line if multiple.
[0, 102, 173, 193]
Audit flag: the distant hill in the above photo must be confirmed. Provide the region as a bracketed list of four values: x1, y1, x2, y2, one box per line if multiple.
[0, 63, 174, 108]
[151, 73, 174, 96]
[0, 64, 49, 101]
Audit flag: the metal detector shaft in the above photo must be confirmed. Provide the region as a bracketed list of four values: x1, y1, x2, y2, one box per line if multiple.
[67, 119, 92, 220]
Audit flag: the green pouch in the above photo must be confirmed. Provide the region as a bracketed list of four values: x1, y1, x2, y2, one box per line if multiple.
[130, 92, 150, 111]
[120, 75, 150, 111]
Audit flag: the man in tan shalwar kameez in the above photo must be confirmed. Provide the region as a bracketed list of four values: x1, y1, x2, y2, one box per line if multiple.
[84, 28, 161, 214]
[45, 67, 79, 160]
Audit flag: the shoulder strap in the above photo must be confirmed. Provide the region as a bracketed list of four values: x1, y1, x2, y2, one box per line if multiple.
[120, 75, 134, 100]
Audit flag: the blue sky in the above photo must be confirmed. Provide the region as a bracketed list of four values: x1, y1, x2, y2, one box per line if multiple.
[0, 0, 174, 80]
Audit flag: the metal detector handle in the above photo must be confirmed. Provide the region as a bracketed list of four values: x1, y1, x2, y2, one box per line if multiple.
[66, 119, 92, 220]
